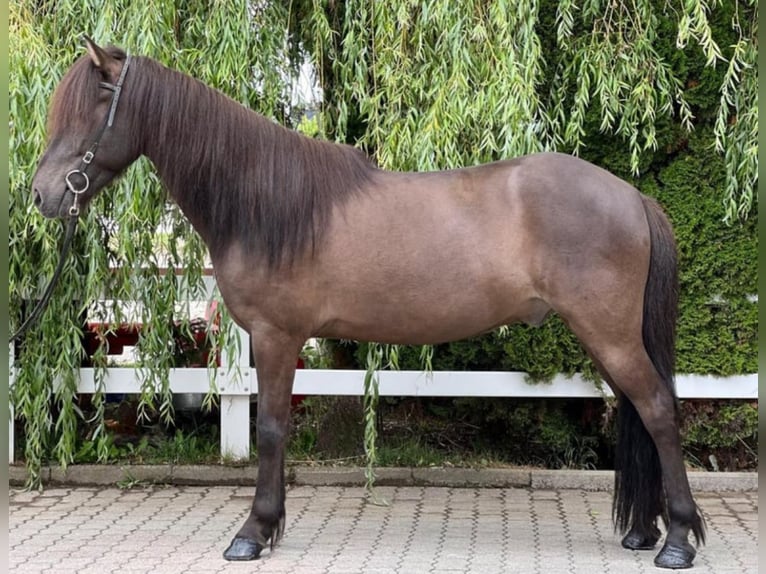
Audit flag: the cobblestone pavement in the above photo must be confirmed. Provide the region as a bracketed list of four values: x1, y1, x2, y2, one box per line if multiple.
[9, 486, 757, 573]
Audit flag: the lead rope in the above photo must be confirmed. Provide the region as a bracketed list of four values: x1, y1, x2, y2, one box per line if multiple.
[9, 53, 131, 345]
[9, 216, 78, 343]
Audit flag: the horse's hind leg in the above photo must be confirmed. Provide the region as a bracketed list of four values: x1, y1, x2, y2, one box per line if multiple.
[555, 262, 704, 567]
[613, 386, 663, 552]
[573, 329, 705, 569]
[580, 356, 662, 549]
[547, 193, 703, 568]
[223, 328, 303, 561]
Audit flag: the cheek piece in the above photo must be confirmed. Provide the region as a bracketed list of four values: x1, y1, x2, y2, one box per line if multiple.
[66, 53, 131, 217]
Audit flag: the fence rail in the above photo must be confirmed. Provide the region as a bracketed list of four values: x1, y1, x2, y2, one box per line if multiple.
[9, 274, 757, 463]
[8, 356, 757, 463]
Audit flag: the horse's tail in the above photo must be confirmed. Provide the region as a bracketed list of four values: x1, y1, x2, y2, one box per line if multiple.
[613, 195, 685, 539]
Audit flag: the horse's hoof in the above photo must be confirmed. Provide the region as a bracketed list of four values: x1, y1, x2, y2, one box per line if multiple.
[621, 529, 660, 550]
[654, 541, 696, 569]
[223, 536, 263, 561]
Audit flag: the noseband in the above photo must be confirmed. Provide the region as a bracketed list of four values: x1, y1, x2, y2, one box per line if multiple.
[10, 54, 131, 343]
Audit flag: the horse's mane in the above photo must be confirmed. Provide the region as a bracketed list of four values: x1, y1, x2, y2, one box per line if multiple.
[49, 46, 376, 268]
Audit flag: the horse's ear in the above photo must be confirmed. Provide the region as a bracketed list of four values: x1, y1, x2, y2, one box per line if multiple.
[82, 35, 121, 77]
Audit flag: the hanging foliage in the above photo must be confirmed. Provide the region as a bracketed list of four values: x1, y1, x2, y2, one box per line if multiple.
[9, 0, 297, 485]
[9, 0, 757, 487]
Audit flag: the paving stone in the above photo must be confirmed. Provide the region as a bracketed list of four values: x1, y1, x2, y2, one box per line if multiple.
[8, 484, 758, 574]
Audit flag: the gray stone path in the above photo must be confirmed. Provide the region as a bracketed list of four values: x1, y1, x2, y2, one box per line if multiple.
[9, 486, 758, 573]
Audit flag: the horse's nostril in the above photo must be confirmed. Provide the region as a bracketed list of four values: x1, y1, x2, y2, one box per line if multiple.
[33, 189, 42, 207]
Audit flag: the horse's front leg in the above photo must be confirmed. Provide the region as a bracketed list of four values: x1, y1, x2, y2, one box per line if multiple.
[223, 328, 303, 561]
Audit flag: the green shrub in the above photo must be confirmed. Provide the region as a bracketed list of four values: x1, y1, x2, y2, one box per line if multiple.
[681, 401, 758, 470]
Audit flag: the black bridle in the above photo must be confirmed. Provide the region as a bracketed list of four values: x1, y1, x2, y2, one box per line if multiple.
[10, 54, 132, 344]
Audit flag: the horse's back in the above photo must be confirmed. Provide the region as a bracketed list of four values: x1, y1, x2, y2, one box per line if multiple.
[297, 152, 651, 343]
[214, 152, 653, 344]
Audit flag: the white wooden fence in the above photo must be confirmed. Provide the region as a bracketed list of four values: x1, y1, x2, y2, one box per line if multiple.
[8, 276, 757, 463]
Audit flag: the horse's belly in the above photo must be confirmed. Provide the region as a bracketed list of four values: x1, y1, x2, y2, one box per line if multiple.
[312, 164, 555, 343]
[314, 279, 549, 345]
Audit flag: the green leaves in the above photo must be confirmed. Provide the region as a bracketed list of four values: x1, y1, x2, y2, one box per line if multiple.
[677, 0, 725, 66]
[714, 12, 758, 223]
[361, 342, 401, 503]
[8, 1, 260, 486]
[307, 0, 756, 218]
[9, 0, 757, 488]
[350, 0, 548, 167]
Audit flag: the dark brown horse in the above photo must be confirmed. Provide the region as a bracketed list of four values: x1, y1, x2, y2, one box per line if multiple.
[30, 39, 705, 569]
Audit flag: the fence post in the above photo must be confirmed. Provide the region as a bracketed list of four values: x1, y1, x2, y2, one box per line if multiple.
[219, 323, 251, 460]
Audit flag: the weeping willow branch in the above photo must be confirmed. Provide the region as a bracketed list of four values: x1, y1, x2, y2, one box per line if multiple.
[362, 344, 383, 498]
[9, 0, 757, 489]
[362, 342, 401, 504]
[714, 0, 758, 223]
[8, 0, 289, 487]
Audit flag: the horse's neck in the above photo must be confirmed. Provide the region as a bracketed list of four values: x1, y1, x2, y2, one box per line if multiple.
[137, 60, 375, 267]
[139, 69, 250, 241]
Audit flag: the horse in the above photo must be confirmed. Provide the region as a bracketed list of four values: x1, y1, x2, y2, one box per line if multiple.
[30, 38, 705, 569]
